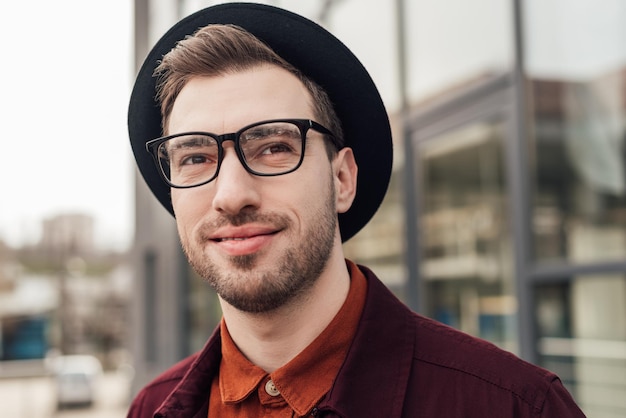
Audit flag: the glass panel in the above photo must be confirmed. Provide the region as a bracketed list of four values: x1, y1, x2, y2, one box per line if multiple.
[406, 0, 513, 102]
[525, 0, 626, 263]
[536, 275, 626, 418]
[417, 121, 517, 352]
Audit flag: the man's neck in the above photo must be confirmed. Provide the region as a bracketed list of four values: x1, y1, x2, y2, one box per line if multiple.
[219, 251, 351, 373]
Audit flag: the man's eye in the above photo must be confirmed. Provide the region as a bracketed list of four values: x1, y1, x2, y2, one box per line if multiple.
[260, 143, 294, 155]
[181, 154, 211, 165]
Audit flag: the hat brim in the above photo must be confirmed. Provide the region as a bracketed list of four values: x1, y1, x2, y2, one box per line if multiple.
[128, 2, 392, 242]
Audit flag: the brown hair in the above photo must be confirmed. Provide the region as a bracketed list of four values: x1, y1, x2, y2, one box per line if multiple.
[154, 24, 344, 154]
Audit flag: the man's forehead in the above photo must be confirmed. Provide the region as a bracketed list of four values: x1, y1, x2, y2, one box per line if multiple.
[168, 67, 315, 135]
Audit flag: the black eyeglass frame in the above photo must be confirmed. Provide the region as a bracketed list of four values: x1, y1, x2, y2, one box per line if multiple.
[145, 118, 338, 189]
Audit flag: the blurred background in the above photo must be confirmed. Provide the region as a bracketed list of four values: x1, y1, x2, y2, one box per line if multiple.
[0, 0, 624, 417]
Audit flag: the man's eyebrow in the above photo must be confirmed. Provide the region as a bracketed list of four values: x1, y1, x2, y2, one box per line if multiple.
[169, 135, 217, 148]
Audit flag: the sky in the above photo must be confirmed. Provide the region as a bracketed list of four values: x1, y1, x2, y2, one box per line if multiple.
[0, 0, 134, 251]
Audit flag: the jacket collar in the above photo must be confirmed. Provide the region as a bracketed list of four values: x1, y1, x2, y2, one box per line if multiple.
[318, 264, 415, 417]
[154, 328, 221, 418]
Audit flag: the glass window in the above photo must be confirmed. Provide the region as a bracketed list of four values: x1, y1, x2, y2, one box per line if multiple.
[406, 0, 513, 103]
[417, 120, 517, 352]
[536, 275, 626, 418]
[525, 0, 626, 263]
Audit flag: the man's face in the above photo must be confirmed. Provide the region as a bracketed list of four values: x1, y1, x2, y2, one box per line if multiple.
[168, 65, 355, 313]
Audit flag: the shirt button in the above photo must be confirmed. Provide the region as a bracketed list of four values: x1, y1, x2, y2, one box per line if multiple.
[265, 379, 280, 397]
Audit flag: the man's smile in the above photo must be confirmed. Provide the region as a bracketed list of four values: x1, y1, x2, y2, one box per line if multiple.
[205, 225, 284, 256]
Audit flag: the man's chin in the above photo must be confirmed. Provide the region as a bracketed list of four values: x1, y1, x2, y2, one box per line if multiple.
[226, 253, 259, 270]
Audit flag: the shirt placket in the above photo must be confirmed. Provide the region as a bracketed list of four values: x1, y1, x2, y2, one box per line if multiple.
[258, 376, 292, 416]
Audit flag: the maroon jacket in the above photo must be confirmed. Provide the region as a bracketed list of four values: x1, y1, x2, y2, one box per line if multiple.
[127, 265, 586, 417]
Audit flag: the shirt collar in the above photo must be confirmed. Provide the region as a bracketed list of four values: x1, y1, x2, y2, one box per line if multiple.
[218, 260, 368, 416]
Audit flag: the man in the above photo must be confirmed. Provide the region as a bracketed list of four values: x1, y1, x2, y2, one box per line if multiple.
[127, 3, 585, 417]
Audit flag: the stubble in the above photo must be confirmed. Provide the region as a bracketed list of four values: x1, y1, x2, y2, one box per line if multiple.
[181, 176, 337, 313]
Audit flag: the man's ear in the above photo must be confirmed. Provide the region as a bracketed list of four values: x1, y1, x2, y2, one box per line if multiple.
[333, 147, 358, 214]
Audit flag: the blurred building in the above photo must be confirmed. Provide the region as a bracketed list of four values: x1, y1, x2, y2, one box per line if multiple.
[130, 1, 625, 416]
[0, 212, 131, 373]
[40, 213, 95, 258]
[0, 266, 55, 363]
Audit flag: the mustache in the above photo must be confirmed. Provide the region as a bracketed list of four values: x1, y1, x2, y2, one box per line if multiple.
[196, 210, 291, 240]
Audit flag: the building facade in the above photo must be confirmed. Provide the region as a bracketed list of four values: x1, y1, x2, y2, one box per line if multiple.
[131, 1, 626, 416]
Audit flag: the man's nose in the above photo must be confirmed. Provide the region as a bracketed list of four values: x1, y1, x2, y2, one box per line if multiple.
[210, 147, 261, 215]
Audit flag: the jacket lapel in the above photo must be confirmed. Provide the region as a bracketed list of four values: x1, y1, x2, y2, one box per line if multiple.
[154, 328, 222, 418]
[320, 265, 416, 417]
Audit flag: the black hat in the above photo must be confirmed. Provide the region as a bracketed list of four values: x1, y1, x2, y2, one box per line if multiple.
[128, 2, 392, 242]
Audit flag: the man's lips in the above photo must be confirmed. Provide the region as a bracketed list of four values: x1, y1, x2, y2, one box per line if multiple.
[215, 237, 251, 242]
[209, 226, 279, 242]
[206, 225, 282, 256]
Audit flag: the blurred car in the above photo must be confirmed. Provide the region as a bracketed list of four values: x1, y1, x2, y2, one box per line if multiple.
[52, 355, 103, 409]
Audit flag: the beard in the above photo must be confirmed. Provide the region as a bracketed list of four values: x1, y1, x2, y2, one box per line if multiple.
[181, 177, 338, 313]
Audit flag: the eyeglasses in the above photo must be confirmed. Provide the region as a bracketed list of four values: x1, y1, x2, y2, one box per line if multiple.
[146, 119, 337, 188]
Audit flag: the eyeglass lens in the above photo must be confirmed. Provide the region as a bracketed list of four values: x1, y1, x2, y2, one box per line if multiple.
[157, 121, 305, 187]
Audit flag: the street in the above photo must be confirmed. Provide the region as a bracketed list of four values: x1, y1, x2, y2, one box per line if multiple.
[0, 371, 131, 418]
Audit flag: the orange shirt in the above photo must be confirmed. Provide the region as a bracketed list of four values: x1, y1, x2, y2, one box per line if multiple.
[208, 260, 367, 417]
